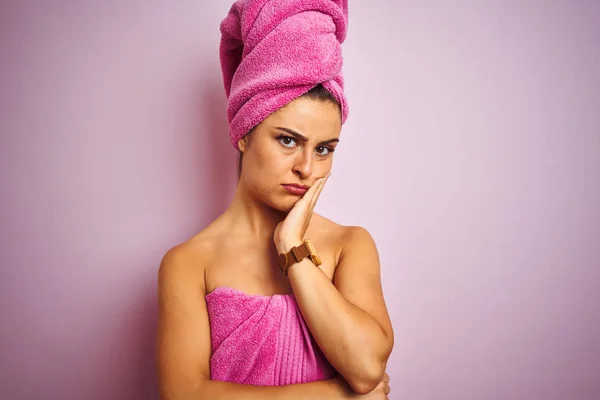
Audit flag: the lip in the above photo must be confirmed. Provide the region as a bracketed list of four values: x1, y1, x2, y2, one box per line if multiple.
[282, 184, 309, 195]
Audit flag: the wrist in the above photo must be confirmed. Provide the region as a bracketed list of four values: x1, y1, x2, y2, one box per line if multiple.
[276, 238, 303, 254]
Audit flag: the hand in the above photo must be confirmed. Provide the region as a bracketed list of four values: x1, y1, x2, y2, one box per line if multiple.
[273, 173, 330, 254]
[333, 372, 391, 399]
[362, 372, 390, 399]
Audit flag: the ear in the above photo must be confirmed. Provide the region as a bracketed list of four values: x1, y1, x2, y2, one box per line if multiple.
[238, 135, 248, 153]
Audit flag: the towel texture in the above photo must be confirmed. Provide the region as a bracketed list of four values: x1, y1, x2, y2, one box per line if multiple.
[220, 0, 349, 149]
[206, 287, 336, 385]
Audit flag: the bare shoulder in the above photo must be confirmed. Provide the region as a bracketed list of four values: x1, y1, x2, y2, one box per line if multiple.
[311, 213, 377, 252]
[158, 228, 219, 295]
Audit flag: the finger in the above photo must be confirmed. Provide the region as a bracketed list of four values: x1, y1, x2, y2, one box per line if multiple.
[383, 372, 390, 383]
[309, 173, 330, 210]
[307, 174, 328, 199]
[298, 175, 323, 206]
[308, 177, 326, 210]
[384, 382, 390, 395]
[294, 178, 319, 208]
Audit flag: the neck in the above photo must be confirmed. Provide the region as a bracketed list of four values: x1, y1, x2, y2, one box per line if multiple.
[226, 179, 286, 242]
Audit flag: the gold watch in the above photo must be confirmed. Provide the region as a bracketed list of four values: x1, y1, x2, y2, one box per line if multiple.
[277, 239, 322, 275]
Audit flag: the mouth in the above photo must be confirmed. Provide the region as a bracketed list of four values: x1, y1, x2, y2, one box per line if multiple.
[282, 184, 309, 196]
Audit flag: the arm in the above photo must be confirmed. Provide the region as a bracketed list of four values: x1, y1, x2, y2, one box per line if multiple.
[156, 246, 353, 400]
[285, 227, 394, 395]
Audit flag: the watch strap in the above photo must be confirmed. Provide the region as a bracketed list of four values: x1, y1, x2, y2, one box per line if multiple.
[278, 240, 321, 275]
[291, 243, 310, 263]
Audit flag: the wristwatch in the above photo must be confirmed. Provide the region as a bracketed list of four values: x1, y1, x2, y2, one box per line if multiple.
[277, 239, 322, 275]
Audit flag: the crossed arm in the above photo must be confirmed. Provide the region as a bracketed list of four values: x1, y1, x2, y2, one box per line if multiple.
[287, 226, 394, 394]
[156, 227, 393, 399]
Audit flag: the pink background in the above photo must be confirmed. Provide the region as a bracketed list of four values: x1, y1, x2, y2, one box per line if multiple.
[1, 1, 599, 399]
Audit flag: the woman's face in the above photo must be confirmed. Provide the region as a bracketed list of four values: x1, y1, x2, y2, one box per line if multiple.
[238, 96, 342, 212]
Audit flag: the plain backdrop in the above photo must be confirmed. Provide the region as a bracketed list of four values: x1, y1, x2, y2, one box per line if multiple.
[1, 1, 599, 399]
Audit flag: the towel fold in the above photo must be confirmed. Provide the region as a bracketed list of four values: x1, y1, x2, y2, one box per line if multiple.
[206, 287, 336, 385]
[220, 0, 349, 149]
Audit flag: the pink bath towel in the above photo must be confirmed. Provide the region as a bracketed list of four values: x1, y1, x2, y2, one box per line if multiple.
[206, 287, 336, 385]
[220, 0, 349, 149]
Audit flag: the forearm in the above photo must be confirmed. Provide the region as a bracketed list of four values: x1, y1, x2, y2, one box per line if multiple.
[287, 260, 389, 391]
[168, 377, 346, 400]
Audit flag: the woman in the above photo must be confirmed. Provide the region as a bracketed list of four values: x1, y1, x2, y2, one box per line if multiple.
[157, 1, 393, 399]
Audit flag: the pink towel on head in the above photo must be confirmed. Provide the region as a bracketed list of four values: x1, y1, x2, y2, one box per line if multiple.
[205, 287, 336, 385]
[220, 0, 349, 149]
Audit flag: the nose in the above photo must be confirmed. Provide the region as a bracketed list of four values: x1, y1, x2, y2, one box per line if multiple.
[292, 148, 313, 179]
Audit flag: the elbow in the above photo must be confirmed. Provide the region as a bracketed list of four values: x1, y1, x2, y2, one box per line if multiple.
[346, 362, 386, 395]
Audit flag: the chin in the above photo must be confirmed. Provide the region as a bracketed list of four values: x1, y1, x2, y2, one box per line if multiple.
[266, 194, 300, 213]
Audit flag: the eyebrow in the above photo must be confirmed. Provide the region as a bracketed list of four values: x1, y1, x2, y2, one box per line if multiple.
[275, 127, 340, 145]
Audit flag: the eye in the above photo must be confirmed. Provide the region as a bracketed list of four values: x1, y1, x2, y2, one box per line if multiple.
[316, 146, 334, 156]
[277, 136, 297, 148]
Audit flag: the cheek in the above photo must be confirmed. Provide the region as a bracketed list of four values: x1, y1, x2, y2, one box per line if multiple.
[244, 148, 283, 190]
[255, 144, 292, 174]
